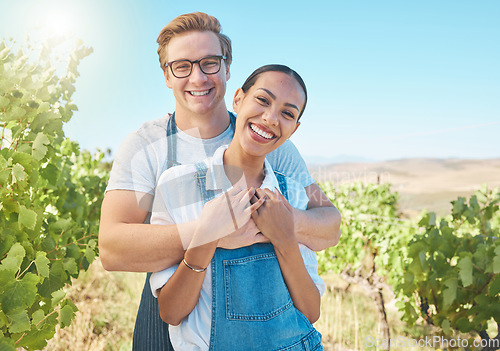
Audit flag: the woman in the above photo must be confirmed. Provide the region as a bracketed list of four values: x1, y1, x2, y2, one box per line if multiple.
[150, 65, 325, 350]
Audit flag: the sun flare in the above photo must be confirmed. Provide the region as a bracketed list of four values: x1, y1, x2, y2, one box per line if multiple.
[41, 9, 74, 38]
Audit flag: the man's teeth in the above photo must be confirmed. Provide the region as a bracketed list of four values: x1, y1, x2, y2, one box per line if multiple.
[190, 90, 210, 96]
[250, 123, 274, 140]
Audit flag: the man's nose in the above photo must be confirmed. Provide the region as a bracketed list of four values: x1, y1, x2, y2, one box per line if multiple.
[189, 63, 208, 83]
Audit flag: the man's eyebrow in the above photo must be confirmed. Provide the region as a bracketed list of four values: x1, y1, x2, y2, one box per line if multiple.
[258, 88, 299, 111]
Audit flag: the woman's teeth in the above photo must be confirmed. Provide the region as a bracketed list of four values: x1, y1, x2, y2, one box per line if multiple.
[250, 123, 274, 140]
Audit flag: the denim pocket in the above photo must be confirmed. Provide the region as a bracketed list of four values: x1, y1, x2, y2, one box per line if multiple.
[223, 252, 293, 321]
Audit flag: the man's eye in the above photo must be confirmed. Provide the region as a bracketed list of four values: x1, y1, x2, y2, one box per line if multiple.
[202, 60, 218, 68]
[174, 63, 190, 71]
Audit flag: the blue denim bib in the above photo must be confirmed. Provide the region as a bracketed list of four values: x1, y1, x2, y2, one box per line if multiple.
[194, 162, 323, 351]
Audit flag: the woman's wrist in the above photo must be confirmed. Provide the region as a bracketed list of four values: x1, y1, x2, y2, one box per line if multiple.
[184, 240, 218, 269]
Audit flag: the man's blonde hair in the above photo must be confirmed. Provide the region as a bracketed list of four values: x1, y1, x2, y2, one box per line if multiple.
[157, 12, 232, 69]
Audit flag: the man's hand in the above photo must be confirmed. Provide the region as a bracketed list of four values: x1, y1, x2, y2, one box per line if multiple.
[217, 218, 269, 249]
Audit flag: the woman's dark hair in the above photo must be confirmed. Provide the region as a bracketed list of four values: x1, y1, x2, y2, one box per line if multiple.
[241, 64, 308, 120]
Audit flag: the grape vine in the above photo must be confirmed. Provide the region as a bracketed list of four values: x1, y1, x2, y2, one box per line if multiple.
[0, 37, 109, 350]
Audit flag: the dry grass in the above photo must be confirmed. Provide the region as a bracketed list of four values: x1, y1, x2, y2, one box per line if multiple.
[42, 259, 145, 351]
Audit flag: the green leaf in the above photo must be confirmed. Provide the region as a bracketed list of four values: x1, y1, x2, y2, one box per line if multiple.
[0, 273, 39, 314]
[11, 163, 25, 183]
[84, 239, 97, 264]
[18, 204, 37, 230]
[489, 275, 500, 296]
[494, 246, 500, 274]
[18, 326, 55, 350]
[441, 319, 451, 335]
[62, 258, 78, 276]
[6, 309, 30, 333]
[32, 132, 50, 161]
[31, 309, 45, 329]
[59, 304, 75, 328]
[39, 261, 66, 299]
[34, 252, 50, 278]
[6, 106, 26, 121]
[457, 256, 473, 287]
[51, 289, 66, 307]
[0, 242, 26, 273]
[0, 338, 16, 351]
[443, 278, 458, 308]
[0, 95, 9, 108]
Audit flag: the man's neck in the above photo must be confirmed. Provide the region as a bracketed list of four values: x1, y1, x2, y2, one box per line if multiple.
[174, 105, 230, 139]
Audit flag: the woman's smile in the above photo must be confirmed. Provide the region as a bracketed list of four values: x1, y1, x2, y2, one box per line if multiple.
[249, 122, 277, 141]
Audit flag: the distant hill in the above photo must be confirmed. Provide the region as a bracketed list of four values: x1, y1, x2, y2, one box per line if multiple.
[308, 158, 500, 217]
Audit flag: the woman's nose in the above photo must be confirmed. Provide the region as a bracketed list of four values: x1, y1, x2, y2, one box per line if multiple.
[262, 110, 279, 126]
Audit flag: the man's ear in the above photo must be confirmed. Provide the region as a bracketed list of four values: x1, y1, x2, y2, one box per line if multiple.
[225, 62, 231, 82]
[164, 67, 173, 89]
[232, 88, 244, 113]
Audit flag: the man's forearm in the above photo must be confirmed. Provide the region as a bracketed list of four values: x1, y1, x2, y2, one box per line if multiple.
[293, 206, 341, 251]
[99, 221, 195, 272]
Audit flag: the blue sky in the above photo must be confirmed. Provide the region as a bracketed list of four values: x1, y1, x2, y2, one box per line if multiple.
[1, 0, 499, 162]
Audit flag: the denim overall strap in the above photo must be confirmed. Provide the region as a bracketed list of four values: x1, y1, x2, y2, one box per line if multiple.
[208, 173, 324, 351]
[166, 112, 181, 168]
[131, 111, 236, 350]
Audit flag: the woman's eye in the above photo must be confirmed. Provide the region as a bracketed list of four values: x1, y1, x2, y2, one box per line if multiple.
[283, 111, 295, 119]
[256, 97, 269, 105]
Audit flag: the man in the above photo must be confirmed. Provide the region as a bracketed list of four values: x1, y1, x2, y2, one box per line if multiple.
[98, 12, 341, 350]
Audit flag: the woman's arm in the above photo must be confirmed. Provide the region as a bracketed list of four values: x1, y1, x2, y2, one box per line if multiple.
[157, 241, 217, 325]
[157, 187, 266, 325]
[251, 188, 321, 323]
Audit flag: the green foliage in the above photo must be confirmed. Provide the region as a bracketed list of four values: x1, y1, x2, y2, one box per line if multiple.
[318, 182, 414, 288]
[398, 186, 500, 337]
[0, 37, 109, 349]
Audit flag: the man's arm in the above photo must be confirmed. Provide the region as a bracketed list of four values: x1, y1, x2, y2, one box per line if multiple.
[98, 190, 194, 272]
[292, 182, 341, 252]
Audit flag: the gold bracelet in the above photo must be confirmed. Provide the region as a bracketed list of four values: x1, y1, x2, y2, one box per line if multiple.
[182, 258, 207, 273]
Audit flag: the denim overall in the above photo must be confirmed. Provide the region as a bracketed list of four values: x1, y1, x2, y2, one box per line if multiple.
[132, 113, 237, 350]
[192, 162, 323, 351]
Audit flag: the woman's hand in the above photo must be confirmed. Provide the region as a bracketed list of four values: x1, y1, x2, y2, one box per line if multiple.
[189, 187, 265, 249]
[251, 188, 297, 247]
[217, 218, 270, 249]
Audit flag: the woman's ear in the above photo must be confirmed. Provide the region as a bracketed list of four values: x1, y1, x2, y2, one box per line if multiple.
[232, 88, 244, 113]
[289, 122, 301, 138]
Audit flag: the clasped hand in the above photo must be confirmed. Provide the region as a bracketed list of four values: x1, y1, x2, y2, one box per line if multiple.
[190, 187, 296, 250]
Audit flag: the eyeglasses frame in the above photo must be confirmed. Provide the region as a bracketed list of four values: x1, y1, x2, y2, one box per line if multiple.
[165, 55, 228, 78]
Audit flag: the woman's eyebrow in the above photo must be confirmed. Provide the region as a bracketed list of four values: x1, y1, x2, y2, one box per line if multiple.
[258, 88, 276, 99]
[258, 88, 299, 111]
[284, 103, 300, 111]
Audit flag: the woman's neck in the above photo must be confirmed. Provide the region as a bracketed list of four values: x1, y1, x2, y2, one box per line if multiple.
[223, 143, 265, 189]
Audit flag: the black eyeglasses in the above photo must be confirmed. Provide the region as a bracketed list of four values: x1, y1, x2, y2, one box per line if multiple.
[165, 55, 227, 78]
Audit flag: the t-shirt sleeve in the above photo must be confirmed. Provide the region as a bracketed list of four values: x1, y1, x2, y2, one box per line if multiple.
[266, 139, 314, 188]
[299, 244, 326, 296]
[150, 264, 179, 298]
[106, 132, 157, 195]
